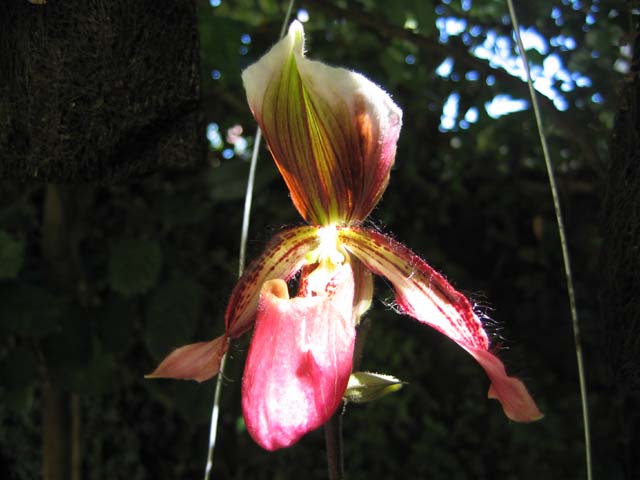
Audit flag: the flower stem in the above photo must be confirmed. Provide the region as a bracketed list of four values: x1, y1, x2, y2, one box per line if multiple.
[324, 411, 344, 480]
[324, 315, 371, 478]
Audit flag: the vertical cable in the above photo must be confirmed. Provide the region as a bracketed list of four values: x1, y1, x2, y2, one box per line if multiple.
[203, 2, 296, 478]
[505, 2, 592, 479]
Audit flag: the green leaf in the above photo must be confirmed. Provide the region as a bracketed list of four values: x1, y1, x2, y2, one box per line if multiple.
[0, 346, 38, 390]
[0, 284, 65, 336]
[198, 15, 244, 85]
[407, 0, 437, 35]
[343, 371, 405, 404]
[0, 230, 24, 279]
[378, 0, 436, 35]
[1, 385, 36, 415]
[109, 238, 163, 297]
[69, 349, 120, 395]
[96, 298, 136, 354]
[40, 306, 93, 388]
[144, 275, 204, 360]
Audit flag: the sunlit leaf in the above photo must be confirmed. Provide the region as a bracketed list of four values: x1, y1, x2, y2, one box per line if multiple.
[344, 371, 405, 404]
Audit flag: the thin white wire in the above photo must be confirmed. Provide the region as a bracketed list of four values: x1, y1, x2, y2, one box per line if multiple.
[203, 2, 296, 479]
[238, 128, 263, 277]
[505, 2, 592, 479]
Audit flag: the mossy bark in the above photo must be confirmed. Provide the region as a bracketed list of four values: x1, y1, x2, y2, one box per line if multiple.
[0, 0, 203, 181]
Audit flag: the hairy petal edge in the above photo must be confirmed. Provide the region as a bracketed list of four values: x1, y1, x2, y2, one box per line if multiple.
[339, 226, 542, 422]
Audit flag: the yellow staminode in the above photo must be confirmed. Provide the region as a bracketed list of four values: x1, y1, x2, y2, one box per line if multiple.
[305, 225, 345, 268]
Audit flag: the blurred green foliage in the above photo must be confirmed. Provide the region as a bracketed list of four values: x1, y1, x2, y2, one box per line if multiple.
[0, 0, 630, 478]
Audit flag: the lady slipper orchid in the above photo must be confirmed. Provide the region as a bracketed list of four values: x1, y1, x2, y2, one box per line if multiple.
[149, 21, 542, 451]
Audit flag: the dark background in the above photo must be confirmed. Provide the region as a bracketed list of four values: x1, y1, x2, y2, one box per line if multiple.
[0, 0, 636, 479]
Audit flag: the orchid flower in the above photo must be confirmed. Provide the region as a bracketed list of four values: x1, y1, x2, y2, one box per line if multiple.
[149, 21, 542, 451]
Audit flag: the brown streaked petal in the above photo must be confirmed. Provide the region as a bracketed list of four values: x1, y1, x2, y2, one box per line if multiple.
[224, 225, 319, 337]
[242, 21, 402, 225]
[339, 226, 542, 422]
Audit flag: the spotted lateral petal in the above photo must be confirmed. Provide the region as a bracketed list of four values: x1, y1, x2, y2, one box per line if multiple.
[225, 225, 319, 337]
[242, 263, 356, 450]
[339, 226, 543, 422]
[149, 226, 319, 383]
[242, 21, 402, 225]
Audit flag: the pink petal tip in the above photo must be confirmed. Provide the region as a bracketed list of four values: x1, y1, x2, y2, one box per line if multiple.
[146, 336, 228, 383]
[472, 348, 543, 422]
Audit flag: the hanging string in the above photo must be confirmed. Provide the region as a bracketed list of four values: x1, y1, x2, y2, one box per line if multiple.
[203, 2, 296, 479]
[505, 2, 592, 479]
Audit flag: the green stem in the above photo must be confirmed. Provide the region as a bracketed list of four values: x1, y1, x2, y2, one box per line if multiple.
[323, 316, 371, 478]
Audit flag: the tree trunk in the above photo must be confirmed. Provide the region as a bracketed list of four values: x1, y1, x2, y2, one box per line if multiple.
[602, 21, 640, 480]
[41, 185, 73, 480]
[0, 0, 203, 181]
[42, 382, 70, 480]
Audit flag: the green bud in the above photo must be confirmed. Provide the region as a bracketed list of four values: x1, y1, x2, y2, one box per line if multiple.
[343, 371, 405, 404]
